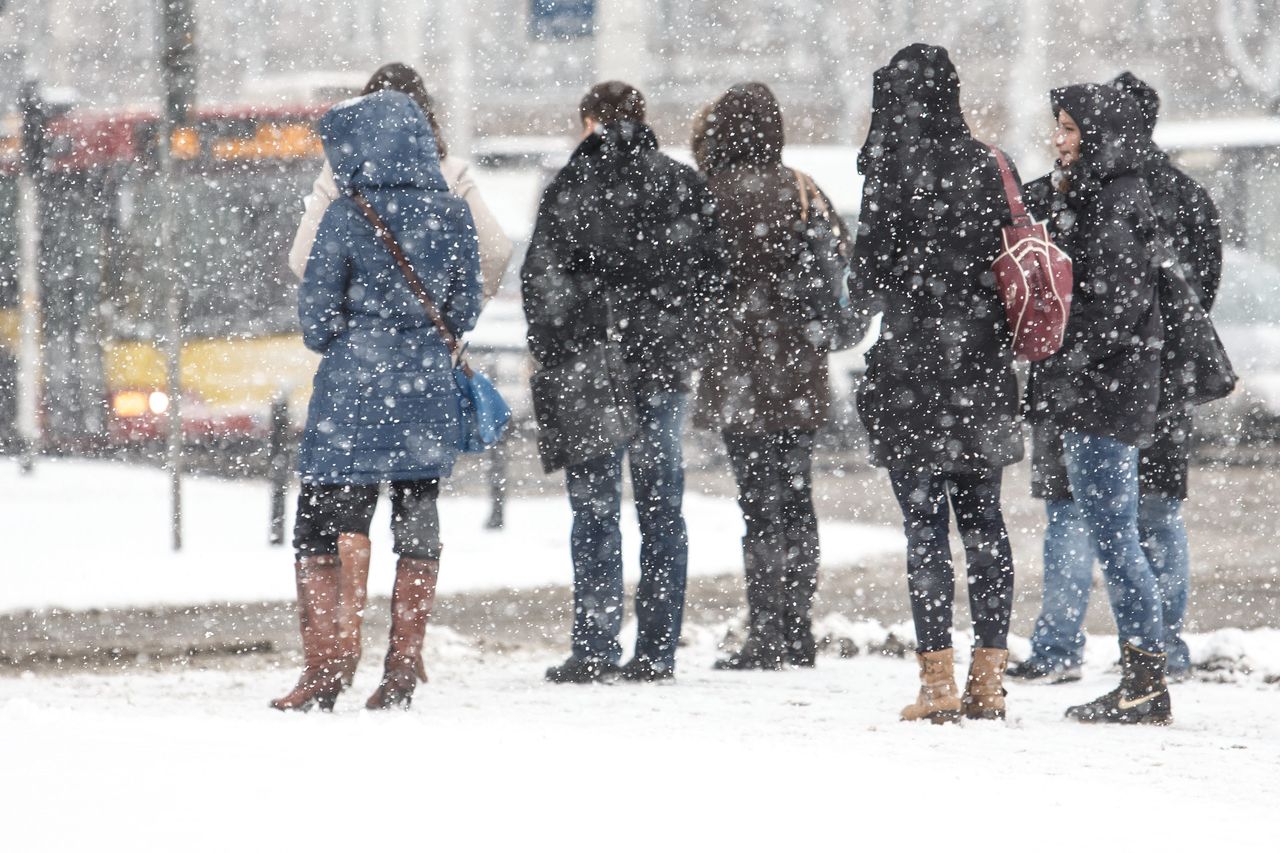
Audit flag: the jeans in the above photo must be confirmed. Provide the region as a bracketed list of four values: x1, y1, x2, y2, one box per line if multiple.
[564, 391, 688, 668]
[1030, 495, 1191, 672]
[887, 468, 1015, 653]
[1060, 431, 1164, 654]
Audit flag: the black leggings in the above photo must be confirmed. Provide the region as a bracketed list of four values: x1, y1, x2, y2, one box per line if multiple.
[293, 480, 441, 561]
[887, 468, 1013, 652]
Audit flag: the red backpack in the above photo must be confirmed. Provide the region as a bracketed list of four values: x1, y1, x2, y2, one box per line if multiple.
[986, 145, 1074, 362]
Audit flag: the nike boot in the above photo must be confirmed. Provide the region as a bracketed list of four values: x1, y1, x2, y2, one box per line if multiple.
[1065, 643, 1172, 725]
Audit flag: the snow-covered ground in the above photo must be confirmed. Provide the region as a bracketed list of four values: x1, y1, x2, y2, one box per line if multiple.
[2, 628, 1278, 851]
[0, 460, 902, 612]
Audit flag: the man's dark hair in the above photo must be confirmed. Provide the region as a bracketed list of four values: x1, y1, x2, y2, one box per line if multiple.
[579, 81, 646, 126]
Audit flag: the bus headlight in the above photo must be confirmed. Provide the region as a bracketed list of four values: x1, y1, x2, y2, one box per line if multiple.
[148, 391, 170, 414]
[112, 391, 149, 418]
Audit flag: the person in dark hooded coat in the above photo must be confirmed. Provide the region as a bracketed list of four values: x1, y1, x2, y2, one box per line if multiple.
[1012, 73, 1223, 686]
[851, 44, 1023, 722]
[272, 90, 482, 713]
[693, 82, 843, 670]
[1020, 83, 1174, 724]
[521, 82, 725, 684]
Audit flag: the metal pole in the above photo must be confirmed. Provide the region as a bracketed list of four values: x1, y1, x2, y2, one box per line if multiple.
[445, 2, 474, 159]
[15, 170, 40, 474]
[160, 0, 196, 551]
[268, 396, 289, 545]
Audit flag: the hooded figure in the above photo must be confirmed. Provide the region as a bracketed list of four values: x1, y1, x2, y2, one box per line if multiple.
[1020, 84, 1175, 725]
[853, 44, 1023, 473]
[694, 82, 836, 435]
[851, 45, 1023, 724]
[693, 82, 846, 671]
[296, 90, 483, 485]
[1024, 83, 1162, 447]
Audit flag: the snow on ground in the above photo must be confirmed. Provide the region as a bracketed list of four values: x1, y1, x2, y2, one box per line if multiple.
[0, 460, 903, 612]
[2, 629, 1277, 851]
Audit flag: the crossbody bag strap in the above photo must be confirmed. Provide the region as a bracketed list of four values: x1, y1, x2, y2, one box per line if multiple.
[984, 143, 1031, 225]
[349, 190, 464, 362]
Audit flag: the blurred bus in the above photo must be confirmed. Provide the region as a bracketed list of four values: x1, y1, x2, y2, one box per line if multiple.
[12, 105, 327, 460]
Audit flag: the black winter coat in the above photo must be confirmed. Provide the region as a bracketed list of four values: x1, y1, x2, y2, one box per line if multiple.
[1024, 84, 1162, 449]
[853, 44, 1023, 473]
[1027, 129, 1221, 501]
[521, 122, 724, 396]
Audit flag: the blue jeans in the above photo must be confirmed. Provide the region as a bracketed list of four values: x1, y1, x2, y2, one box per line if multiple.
[1058, 432, 1164, 654]
[564, 391, 689, 668]
[1030, 497, 1191, 672]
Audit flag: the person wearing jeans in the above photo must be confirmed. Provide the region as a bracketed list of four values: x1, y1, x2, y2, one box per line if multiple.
[564, 392, 689, 676]
[1023, 82, 1171, 724]
[521, 82, 724, 684]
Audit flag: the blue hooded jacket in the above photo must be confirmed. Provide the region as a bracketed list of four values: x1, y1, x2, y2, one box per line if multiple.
[297, 90, 482, 484]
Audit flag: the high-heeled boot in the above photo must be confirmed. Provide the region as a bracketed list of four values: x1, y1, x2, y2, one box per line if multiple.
[366, 556, 440, 710]
[271, 555, 344, 711]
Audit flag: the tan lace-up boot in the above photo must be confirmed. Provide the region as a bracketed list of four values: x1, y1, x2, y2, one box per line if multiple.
[962, 647, 1009, 720]
[900, 648, 962, 724]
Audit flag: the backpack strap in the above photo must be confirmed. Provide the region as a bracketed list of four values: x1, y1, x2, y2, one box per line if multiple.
[985, 144, 1031, 226]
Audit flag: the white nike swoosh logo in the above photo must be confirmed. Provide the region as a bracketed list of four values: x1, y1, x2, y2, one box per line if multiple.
[1116, 691, 1163, 710]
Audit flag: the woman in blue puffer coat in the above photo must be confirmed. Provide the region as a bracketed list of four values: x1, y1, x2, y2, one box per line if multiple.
[272, 90, 482, 712]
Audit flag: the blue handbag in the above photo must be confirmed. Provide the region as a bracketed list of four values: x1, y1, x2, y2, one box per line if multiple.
[454, 361, 512, 453]
[351, 191, 511, 453]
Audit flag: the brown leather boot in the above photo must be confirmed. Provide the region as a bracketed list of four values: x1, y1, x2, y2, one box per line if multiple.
[962, 647, 1010, 720]
[900, 648, 962, 724]
[271, 555, 344, 712]
[366, 557, 440, 710]
[334, 532, 372, 685]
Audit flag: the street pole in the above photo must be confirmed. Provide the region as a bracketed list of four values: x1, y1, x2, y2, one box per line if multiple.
[15, 120, 40, 475]
[161, 0, 196, 551]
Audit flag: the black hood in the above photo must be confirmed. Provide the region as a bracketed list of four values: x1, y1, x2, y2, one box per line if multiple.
[1051, 83, 1149, 184]
[704, 82, 785, 172]
[1110, 71, 1160, 137]
[858, 43, 969, 175]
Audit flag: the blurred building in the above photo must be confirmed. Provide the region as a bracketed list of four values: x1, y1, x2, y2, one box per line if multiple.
[1, 0, 1272, 159]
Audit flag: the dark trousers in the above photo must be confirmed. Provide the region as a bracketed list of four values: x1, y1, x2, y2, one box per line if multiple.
[887, 468, 1013, 653]
[293, 479, 441, 561]
[723, 429, 820, 649]
[564, 391, 689, 668]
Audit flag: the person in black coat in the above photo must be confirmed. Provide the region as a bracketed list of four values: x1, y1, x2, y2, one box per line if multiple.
[1022, 82, 1174, 724]
[1013, 73, 1223, 686]
[521, 81, 725, 683]
[852, 44, 1023, 722]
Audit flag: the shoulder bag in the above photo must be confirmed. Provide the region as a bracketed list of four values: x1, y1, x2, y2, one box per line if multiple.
[350, 191, 511, 454]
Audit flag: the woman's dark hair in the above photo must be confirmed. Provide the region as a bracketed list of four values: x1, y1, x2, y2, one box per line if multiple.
[579, 81, 646, 126]
[362, 62, 447, 159]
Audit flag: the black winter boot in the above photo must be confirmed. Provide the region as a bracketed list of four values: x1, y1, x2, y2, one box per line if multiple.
[783, 523, 819, 667]
[1065, 643, 1172, 725]
[716, 537, 787, 671]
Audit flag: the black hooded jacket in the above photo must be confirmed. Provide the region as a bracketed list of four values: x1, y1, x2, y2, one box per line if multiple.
[520, 121, 725, 394]
[1027, 74, 1222, 500]
[1023, 83, 1162, 448]
[851, 44, 1024, 473]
